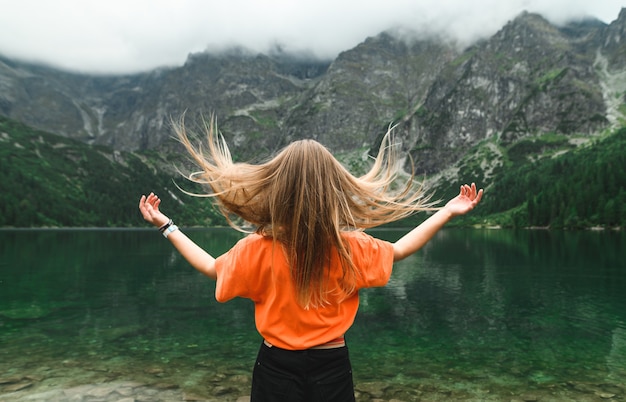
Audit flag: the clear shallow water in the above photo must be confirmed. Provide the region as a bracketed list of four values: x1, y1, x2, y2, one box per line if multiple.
[0, 228, 624, 401]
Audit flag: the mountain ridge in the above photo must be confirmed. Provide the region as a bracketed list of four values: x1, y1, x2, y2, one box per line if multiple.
[0, 8, 625, 185]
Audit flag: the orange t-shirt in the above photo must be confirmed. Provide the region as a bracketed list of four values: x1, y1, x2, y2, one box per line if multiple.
[214, 231, 394, 350]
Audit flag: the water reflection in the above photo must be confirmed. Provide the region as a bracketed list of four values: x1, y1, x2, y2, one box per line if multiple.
[351, 229, 626, 395]
[608, 327, 626, 381]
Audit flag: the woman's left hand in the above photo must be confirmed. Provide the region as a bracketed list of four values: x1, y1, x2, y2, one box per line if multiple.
[444, 183, 483, 217]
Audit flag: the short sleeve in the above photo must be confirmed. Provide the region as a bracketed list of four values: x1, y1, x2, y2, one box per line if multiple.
[214, 235, 264, 302]
[346, 231, 395, 289]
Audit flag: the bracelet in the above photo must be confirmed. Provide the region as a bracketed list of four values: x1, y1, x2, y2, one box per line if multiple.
[158, 219, 173, 233]
[162, 224, 179, 238]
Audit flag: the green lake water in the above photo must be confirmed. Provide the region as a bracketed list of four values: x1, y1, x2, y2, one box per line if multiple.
[0, 228, 624, 401]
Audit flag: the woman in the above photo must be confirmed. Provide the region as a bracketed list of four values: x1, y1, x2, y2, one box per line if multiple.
[139, 118, 483, 401]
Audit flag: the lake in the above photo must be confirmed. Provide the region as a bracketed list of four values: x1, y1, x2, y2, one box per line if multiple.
[0, 228, 624, 401]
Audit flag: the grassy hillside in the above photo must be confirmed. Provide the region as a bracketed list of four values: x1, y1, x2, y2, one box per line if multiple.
[442, 127, 626, 229]
[0, 116, 225, 228]
[1, 116, 624, 229]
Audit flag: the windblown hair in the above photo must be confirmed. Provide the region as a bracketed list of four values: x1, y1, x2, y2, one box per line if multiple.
[174, 116, 436, 308]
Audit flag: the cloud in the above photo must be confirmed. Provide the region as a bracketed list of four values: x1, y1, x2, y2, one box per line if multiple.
[0, 0, 622, 74]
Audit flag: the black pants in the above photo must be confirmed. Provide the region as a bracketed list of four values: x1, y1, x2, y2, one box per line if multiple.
[250, 341, 356, 402]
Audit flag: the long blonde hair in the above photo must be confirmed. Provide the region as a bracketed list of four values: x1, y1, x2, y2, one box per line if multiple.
[174, 116, 436, 308]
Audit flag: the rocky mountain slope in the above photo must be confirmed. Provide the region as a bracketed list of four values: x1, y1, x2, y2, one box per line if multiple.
[408, 13, 608, 173]
[1, 9, 625, 177]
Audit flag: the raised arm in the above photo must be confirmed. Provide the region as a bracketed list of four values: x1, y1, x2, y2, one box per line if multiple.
[139, 193, 217, 279]
[393, 183, 483, 262]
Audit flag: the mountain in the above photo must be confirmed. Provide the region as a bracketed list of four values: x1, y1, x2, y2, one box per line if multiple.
[603, 8, 626, 70]
[283, 33, 457, 152]
[406, 12, 616, 175]
[0, 50, 331, 156]
[0, 8, 625, 228]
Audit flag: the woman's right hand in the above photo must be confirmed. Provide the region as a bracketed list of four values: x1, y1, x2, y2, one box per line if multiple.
[139, 192, 170, 228]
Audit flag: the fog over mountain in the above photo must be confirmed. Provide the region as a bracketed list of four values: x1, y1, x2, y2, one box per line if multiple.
[0, 0, 622, 74]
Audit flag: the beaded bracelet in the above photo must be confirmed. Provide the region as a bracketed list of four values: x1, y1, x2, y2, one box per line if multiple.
[158, 219, 173, 233]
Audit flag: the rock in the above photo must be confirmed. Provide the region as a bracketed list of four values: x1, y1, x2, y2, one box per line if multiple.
[0, 376, 23, 385]
[144, 367, 164, 375]
[213, 385, 237, 396]
[355, 382, 388, 399]
[154, 382, 179, 389]
[3, 382, 33, 392]
[228, 374, 250, 384]
[183, 391, 209, 401]
[64, 384, 97, 398]
[519, 393, 540, 401]
[117, 387, 135, 396]
[87, 384, 120, 397]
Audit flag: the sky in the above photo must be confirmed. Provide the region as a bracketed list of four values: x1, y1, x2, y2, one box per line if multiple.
[0, 0, 623, 74]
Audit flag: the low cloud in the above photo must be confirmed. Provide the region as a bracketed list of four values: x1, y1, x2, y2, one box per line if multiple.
[0, 0, 622, 74]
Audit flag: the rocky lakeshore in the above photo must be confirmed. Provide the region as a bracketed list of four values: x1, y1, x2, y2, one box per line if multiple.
[1, 369, 623, 401]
